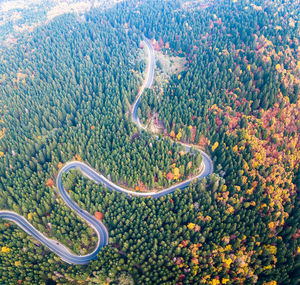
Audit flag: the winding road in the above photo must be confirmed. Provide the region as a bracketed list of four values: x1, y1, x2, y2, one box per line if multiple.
[0, 37, 213, 264]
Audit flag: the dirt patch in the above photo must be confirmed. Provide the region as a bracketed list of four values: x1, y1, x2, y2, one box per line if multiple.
[148, 113, 165, 134]
[156, 50, 186, 76]
[154, 50, 187, 94]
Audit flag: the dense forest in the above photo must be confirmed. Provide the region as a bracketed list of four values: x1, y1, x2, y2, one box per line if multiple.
[0, 0, 299, 284]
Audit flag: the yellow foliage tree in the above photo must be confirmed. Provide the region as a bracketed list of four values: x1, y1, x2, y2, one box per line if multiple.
[75, 153, 82, 161]
[268, 222, 275, 231]
[263, 265, 273, 271]
[173, 167, 180, 178]
[211, 142, 219, 152]
[211, 278, 220, 285]
[223, 257, 233, 268]
[176, 130, 182, 140]
[187, 223, 196, 230]
[263, 282, 277, 285]
[264, 245, 277, 255]
[225, 245, 232, 251]
[1, 246, 10, 253]
[222, 185, 227, 192]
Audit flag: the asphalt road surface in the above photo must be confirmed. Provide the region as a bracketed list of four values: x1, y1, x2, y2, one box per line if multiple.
[0, 37, 213, 264]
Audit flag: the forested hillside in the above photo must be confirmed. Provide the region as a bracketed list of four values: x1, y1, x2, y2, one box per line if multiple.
[0, 0, 299, 284]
